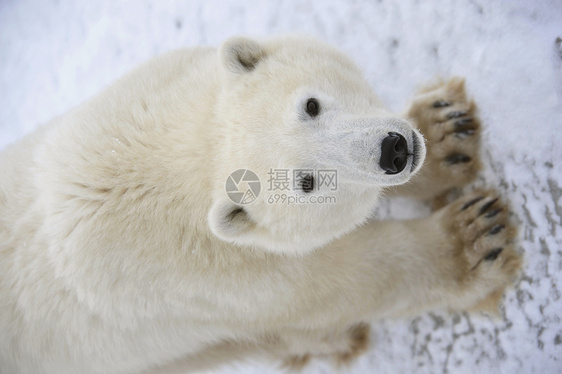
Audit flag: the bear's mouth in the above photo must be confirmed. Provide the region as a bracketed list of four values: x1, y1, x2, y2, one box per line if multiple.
[410, 131, 420, 172]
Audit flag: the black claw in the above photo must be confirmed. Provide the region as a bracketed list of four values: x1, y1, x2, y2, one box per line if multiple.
[454, 118, 474, 127]
[488, 224, 505, 235]
[433, 100, 452, 108]
[485, 208, 503, 218]
[484, 248, 503, 261]
[446, 111, 468, 119]
[446, 154, 471, 164]
[455, 129, 476, 138]
[479, 197, 499, 215]
[461, 196, 485, 211]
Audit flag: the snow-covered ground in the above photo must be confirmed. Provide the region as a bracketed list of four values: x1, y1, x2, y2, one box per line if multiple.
[1, 0, 561, 373]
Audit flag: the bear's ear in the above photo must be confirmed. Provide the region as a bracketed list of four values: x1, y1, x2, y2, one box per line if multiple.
[208, 198, 256, 242]
[219, 37, 266, 74]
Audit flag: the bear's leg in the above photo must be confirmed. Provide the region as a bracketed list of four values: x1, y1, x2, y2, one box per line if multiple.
[417, 189, 521, 312]
[270, 188, 521, 366]
[351, 189, 522, 316]
[390, 77, 482, 200]
[280, 191, 521, 365]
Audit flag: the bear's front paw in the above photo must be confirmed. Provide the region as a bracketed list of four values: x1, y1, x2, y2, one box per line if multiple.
[442, 190, 522, 312]
[398, 78, 482, 199]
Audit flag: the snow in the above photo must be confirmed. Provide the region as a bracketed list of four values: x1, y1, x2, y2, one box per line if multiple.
[1, 0, 561, 373]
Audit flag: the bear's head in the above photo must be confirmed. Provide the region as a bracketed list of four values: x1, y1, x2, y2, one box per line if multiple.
[208, 36, 426, 254]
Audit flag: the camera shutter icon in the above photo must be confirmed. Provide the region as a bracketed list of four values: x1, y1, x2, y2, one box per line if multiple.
[225, 169, 261, 205]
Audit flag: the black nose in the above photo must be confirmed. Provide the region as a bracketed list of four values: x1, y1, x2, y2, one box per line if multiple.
[379, 132, 408, 174]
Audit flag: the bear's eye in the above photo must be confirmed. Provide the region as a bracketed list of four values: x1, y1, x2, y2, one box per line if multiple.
[305, 98, 320, 117]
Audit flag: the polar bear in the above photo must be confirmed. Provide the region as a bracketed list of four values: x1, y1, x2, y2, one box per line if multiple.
[0, 36, 521, 373]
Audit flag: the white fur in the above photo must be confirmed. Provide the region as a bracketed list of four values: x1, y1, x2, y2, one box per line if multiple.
[0, 36, 437, 373]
